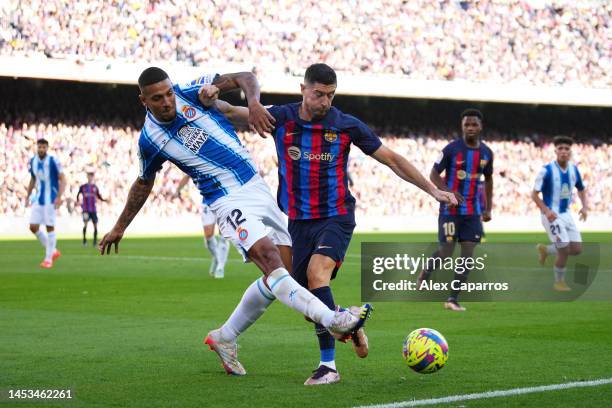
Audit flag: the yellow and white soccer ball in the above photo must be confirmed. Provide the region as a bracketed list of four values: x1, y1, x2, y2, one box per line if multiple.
[402, 328, 449, 374]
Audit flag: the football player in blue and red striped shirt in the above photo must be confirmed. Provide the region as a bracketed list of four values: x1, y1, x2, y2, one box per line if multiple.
[202, 64, 457, 385]
[253, 64, 456, 384]
[418, 109, 494, 312]
[77, 171, 107, 246]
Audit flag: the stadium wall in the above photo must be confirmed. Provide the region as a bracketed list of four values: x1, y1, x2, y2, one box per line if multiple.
[1, 56, 611, 107]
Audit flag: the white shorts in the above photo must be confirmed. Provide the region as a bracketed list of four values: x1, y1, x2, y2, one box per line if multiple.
[541, 212, 582, 247]
[29, 203, 56, 226]
[211, 176, 291, 261]
[201, 204, 216, 226]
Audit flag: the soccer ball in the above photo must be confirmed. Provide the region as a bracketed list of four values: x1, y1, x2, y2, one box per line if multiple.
[402, 328, 449, 374]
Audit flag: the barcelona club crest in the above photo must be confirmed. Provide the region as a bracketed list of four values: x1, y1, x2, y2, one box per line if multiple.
[324, 130, 337, 143]
[480, 159, 488, 168]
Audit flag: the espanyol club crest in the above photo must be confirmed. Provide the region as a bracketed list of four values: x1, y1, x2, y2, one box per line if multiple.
[237, 227, 249, 241]
[182, 105, 197, 119]
[324, 130, 337, 143]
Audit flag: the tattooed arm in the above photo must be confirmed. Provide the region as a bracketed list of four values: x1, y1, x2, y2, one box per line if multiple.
[99, 177, 155, 255]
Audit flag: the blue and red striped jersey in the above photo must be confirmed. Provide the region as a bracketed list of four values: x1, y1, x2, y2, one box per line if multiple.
[78, 183, 100, 213]
[433, 138, 493, 216]
[268, 103, 382, 220]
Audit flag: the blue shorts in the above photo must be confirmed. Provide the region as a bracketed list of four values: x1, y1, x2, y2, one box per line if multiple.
[288, 213, 356, 288]
[83, 211, 98, 224]
[438, 214, 483, 243]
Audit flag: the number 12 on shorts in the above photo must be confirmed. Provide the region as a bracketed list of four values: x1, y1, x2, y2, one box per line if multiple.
[226, 209, 246, 230]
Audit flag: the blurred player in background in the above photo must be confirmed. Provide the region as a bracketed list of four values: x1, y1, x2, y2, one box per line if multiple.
[98, 67, 370, 379]
[76, 170, 107, 246]
[532, 136, 588, 291]
[26, 138, 66, 268]
[206, 63, 457, 385]
[418, 109, 494, 312]
[176, 174, 229, 278]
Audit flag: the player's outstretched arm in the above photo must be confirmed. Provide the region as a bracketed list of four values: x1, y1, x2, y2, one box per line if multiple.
[212, 72, 274, 136]
[99, 176, 155, 255]
[198, 85, 251, 132]
[531, 190, 556, 222]
[430, 168, 464, 204]
[55, 173, 66, 209]
[25, 176, 35, 207]
[483, 173, 493, 222]
[371, 145, 458, 206]
[174, 174, 191, 199]
[577, 189, 588, 221]
[215, 100, 250, 131]
[95, 188, 108, 203]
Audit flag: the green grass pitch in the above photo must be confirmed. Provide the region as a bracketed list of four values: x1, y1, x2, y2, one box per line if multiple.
[1, 232, 611, 407]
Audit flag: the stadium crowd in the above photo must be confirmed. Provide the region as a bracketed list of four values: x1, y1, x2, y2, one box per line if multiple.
[1, 121, 610, 220]
[1, 0, 609, 87]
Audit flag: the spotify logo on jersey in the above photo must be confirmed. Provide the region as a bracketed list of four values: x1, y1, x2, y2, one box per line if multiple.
[288, 146, 301, 160]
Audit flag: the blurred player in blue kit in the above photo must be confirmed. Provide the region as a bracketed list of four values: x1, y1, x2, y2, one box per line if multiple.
[532, 136, 588, 291]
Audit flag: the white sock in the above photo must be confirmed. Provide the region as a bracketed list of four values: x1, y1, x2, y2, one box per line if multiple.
[320, 361, 336, 370]
[219, 277, 275, 342]
[218, 238, 229, 261]
[35, 230, 47, 248]
[266, 268, 335, 327]
[46, 231, 56, 261]
[554, 266, 566, 282]
[547, 244, 557, 255]
[205, 236, 218, 259]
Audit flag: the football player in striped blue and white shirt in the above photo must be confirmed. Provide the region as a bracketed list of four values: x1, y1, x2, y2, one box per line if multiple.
[98, 67, 370, 377]
[532, 136, 588, 291]
[26, 138, 66, 268]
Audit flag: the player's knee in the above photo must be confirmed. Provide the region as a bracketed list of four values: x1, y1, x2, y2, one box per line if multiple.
[46, 226, 54, 232]
[570, 243, 582, 256]
[29, 224, 39, 233]
[248, 238, 284, 274]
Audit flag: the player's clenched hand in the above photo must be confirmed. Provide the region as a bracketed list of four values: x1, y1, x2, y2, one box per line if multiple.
[482, 210, 492, 222]
[99, 228, 124, 255]
[579, 207, 588, 221]
[198, 85, 220, 107]
[544, 208, 557, 223]
[433, 190, 458, 206]
[248, 101, 275, 137]
[453, 191, 465, 205]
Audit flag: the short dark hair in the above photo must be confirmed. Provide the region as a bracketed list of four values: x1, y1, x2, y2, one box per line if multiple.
[138, 67, 169, 88]
[460, 108, 483, 121]
[36, 138, 48, 145]
[304, 63, 337, 86]
[553, 135, 574, 146]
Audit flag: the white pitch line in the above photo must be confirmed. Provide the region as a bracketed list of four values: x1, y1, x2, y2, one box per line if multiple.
[353, 378, 612, 408]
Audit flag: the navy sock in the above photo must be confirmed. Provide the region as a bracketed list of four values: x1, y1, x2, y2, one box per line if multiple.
[311, 286, 336, 363]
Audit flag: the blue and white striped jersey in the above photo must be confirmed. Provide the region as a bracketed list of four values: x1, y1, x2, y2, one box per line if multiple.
[534, 161, 585, 214]
[28, 155, 63, 205]
[138, 74, 258, 206]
